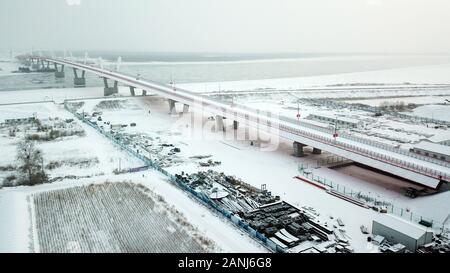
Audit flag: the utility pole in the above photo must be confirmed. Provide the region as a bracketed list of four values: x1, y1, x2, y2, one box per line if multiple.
[333, 114, 339, 140]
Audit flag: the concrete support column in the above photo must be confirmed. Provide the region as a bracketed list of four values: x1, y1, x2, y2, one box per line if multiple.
[103, 77, 119, 96]
[312, 148, 322, 155]
[168, 99, 176, 114]
[129, 86, 135, 96]
[183, 104, 189, 114]
[293, 141, 306, 157]
[31, 59, 39, 70]
[73, 68, 86, 87]
[233, 120, 239, 130]
[54, 64, 65, 78]
[215, 115, 225, 132]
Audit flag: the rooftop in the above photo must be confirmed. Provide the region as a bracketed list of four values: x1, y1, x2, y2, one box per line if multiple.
[310, 113, 361, 124]
[413, 141, 450, 156]
[427, 133, 450, 144]
[374, 215, 431, 240]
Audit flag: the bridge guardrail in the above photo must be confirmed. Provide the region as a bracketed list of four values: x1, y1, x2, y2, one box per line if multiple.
[236, 104, 450, 169]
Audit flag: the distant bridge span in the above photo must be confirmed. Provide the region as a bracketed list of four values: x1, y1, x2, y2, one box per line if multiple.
[29, 56, 450, 189]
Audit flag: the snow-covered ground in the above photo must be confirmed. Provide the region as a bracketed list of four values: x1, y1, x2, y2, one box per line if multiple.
[0, 98, 266, 253]
[51, 89, 450, 251]
[0, 102, 142, 181]
[2, 57, 450, 253]
[179, 62, 450, 92]
[346, 96, 449, 107]
[408, 105, 450, 122]
[0, 86, 134, 105]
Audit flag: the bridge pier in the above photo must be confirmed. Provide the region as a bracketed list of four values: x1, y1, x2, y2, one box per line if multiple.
[293, 141, 306, 157]
[54, 63, 65, 78]
[129, 86, 135, 96]
[183, 104, 189, 114]
[233, 120, 239, 130]
[103, 77, 119, 96]
[312, 148, 322, 155]
[31, 59, 40, 70]
[168, 99, 176, 114]
[73, 68, 86, 87]
[215, 115, 225, 132]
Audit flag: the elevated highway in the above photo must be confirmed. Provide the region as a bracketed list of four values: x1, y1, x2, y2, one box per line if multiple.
[29, 56, 450, 189]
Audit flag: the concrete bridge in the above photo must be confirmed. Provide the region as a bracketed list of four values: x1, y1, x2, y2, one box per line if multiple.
[26, 55, 450, 189]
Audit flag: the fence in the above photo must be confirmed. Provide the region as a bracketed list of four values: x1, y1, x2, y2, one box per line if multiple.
[64, 101, 285, 253]
[317, 155, 352, 167]
[297, 165, 443, 229]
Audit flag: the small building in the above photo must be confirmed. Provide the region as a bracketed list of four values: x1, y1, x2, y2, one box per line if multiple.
[3, 116, 36, 125]
[372, 216, 433, 252]
[110, 124, 123, 130]
[411, 141, 450, 162]
[308, 113, 362, 129]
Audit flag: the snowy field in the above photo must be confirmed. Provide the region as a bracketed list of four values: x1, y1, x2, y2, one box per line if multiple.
[346, 96, 449, 107]
[0, 102, 142, 182]
[408, 105, 450, 122]
[0, 98, 266, 253]
[0, 86, 134, 105]
[32, 182, 208, 253]
[179, 62, 450, 92]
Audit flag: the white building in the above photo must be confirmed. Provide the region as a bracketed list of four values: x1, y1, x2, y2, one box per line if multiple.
[372, 216, 433, 252]
[3, 116, 36, 125]
[412, 141, 450, 162]
[308, 113, 362, 129]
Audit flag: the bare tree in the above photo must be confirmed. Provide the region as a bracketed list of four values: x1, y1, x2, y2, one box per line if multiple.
[16, 139, 47, 185]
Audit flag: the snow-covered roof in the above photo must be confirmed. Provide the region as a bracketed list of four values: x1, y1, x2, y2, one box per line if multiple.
[310, 113, 361, 124]
[374, 215, 430, 240]
[427, 134, 450, 144]
[373, 235, 385, 244]
[302, 119, 332, 129]
[413, 141, 450, 156]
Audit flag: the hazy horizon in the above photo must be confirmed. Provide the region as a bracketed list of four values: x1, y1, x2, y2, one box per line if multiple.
[1, 0, 450, 54]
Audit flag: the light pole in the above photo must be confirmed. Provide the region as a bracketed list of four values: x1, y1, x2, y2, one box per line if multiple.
[333, 114, 339, 140]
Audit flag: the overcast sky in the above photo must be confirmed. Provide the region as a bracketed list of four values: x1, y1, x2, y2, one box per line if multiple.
[1, 0, 450, 54]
